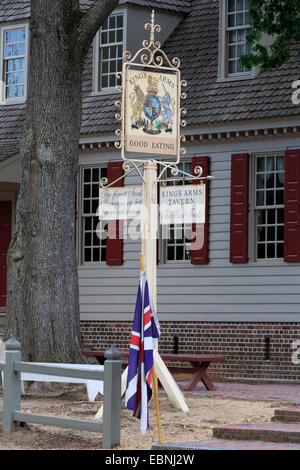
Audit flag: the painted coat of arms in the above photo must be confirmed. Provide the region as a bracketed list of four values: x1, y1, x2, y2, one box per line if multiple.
[125, 69, 178, 156]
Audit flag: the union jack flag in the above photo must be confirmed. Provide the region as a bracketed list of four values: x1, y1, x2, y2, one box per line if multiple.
[125, 272, 160, 435]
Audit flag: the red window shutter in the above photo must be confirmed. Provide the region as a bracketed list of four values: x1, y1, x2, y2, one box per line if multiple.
[191, 156, 210, 265]
[230, 153, 249, 263]
[284, 149, 300, 262]
[106, 161, 124, 266]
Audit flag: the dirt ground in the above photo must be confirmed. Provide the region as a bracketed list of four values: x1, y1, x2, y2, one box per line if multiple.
[0, 376, 283, 451]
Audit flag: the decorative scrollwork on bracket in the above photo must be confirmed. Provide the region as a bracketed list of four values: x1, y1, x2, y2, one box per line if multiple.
[171, 165, 179, 176]
[114, 129, 122, 149]
[100, 177, 108, 188]
[194, 166, 203, 177]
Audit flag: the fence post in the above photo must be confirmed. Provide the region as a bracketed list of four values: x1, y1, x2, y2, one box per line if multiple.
[102, 345, 122, 449]
[3, 337, 22, 434]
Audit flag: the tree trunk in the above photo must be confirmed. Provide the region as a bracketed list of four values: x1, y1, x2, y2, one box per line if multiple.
[4, 0, 118, 362]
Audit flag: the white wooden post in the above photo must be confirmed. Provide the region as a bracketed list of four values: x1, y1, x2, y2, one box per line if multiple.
[142, 160, 189, 413]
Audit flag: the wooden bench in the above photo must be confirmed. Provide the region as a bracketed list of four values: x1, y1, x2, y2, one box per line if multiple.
[82, 350, 226, 392]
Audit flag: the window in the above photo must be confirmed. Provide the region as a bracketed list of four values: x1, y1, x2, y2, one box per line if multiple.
[0, 24, 29, 103]
[161, 161, 193, 262]
[94, 12, 125, 92]
[80, 166, 107, 264]
[219, 0, 254, 80]
[254, 155, 284, 260]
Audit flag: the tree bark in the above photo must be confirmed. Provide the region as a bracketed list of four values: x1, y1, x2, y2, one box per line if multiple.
[4, 0, 119, 362]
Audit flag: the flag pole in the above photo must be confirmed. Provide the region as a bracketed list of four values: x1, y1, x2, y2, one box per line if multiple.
[151, 361, 162, 444]
[140, 252, 162, 444]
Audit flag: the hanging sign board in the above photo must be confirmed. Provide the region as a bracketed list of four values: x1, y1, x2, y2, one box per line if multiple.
[99, 186, 143, 220]
[124, 69, 179, 156]
[159, 184, 206, 225]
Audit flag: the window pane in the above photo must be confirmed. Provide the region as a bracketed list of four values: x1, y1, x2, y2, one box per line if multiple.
[277, 209, 284, 224]
[276, 190, 284, 205]
[176, 246, 184, 260]
[109, 75, 116, 87]
[276, 156, 284, 171]
[267, 209, 275, 224]
[228, 0, 236, 12]
[236, 0, 244, 10]
[84, 200, 90, 213]
[277, 243, 284, 258]
[258, 226, 265, 242]
[85, 232, 92, 246]
[116, 29, 123, 42]
[257, 173, 265, 189]
[167, 246, 174, 260]
[277, 225, 284, 241]
[257, 210, 265, 225]
[228, 60, 236, 73]
[256, 190, 264, 206]
[101, 31, 107, 44]
[266, 173, 274, 188]
[257, 157, 265, 172]
[229, 30, 237, 43]
[5, 45, 12, 57]
[267, 226, 275, 242]
[102, 47, 109, 60]
[229, 45, 236, 58]
[109, 30, 115, 43]
[102, 75, 108, 88]
[109, 16, 116, 29]
[93, 249, 100, 262]
[236, 12, 244, 26]
[110, 46, 117, 58]
[267, 244, 275, 259]
[266, 156, 274, 172]
[276, 173, 284, 188]
[257, 244, 265, 259]
[12, 30, 19, 42]
[117, 15, 123, 28]
[84, 185, 90, 198]
[266, 190, 274, 206]
[85, 248, 92, 262]
[228, 14, 235, 27]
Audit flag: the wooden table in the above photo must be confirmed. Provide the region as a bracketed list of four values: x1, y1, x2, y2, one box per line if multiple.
[82, 350, 226, 391]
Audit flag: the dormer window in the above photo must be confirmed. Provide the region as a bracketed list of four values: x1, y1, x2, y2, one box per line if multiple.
[219, 0, 255, 80]
[93, 10, 126, 93]
[0, 23, 29, 103]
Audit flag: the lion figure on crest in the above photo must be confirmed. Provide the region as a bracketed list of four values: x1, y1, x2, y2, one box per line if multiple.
[130, 86, 145, 126]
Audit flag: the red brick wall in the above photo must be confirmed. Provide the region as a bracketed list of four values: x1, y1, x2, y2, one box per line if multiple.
[80, 321, 300, 383]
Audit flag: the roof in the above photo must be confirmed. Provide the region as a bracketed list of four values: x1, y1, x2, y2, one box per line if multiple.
[81, 0, 300, 135]
[0, 0, 30, 22]
[163, 0, 300, 126]
[0, 0, 299, 160]
[80, 0, 191, 13]
[119, 0, 191, 13]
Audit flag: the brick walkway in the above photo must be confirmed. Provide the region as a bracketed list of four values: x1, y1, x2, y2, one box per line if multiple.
[153, 380, 300, 450]
[152, 440, 300, 450]
[177, 380, 300, 404]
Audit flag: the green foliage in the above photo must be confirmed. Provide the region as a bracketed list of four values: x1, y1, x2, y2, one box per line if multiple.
[240, 0, 300, 70]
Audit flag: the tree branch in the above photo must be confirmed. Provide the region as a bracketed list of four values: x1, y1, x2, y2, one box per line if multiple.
[75, 0, 120, 59]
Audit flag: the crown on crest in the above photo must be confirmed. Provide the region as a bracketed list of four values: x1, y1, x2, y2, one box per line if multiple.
[147, 74, 159, 94]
